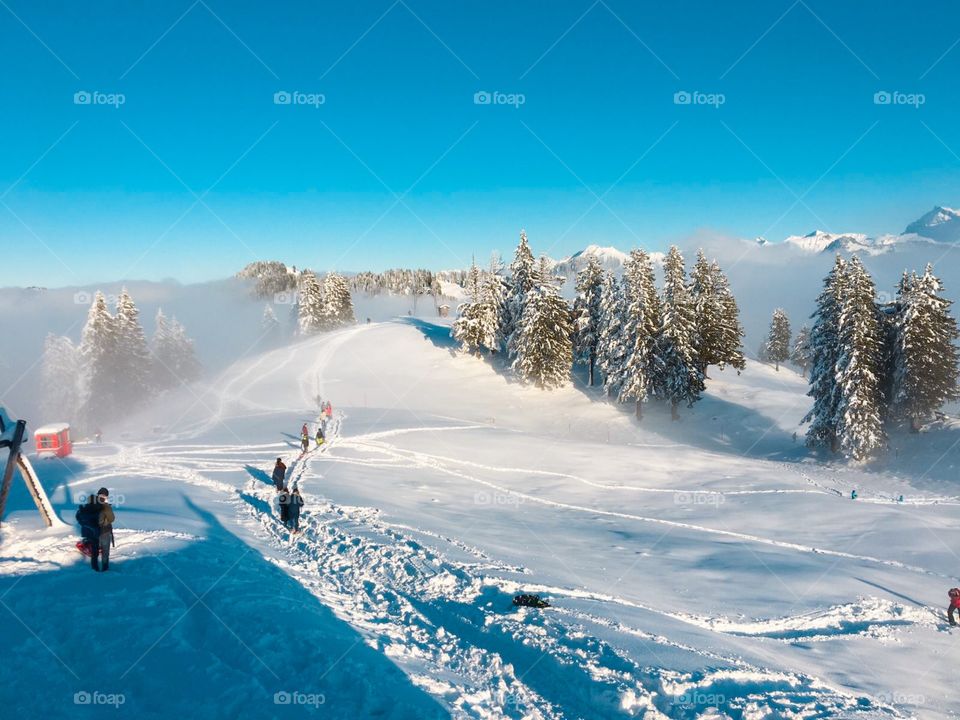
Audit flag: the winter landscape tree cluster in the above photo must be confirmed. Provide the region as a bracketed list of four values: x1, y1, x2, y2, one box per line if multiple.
[349, 268, 441, 297]
[804, 256, 960, 459]
[453, 232, 745, 418]
[236, 261, 298, 299]
[41, 290, 201, 431]
[295, 271, 356, 335]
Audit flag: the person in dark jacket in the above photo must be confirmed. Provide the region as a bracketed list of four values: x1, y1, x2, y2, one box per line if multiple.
[75, 494, 102, 571]
[277, 487, 290, 525]
[271, 458, 286, 491]
[315, 425, 325, 447]
[289, 486, 304, 533]
[97, 487, 115, 572]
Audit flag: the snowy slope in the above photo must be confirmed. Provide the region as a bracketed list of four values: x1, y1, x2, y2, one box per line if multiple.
[4, 320, 960, 718]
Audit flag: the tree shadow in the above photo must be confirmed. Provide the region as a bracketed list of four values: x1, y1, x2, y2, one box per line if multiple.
[0, 493, 449, 720]
[243, 464, 273, 486]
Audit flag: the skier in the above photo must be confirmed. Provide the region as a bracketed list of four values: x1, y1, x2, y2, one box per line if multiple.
[277, 487, 291, 526]
[289, 485, 304, 533]
[97, 488, 115, 572]
[949, 588, 960, 626]
[271, 458, 286, 491]
[315, 425, 325, 447]
[75, 495, 101, 570]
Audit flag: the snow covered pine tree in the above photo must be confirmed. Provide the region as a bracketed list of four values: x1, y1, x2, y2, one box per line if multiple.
[764, 309, 792, 371]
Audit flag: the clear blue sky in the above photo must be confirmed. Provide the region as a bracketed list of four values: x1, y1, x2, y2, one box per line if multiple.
[2, 0, 960, 286]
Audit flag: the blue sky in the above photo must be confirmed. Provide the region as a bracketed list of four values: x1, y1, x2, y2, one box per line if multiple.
[2, 0, 960, 286]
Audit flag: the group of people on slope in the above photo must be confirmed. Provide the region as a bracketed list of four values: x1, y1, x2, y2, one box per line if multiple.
[75, 487, 115, 572]
[300, 403, 333, 453]
[271, 457, 304, 533]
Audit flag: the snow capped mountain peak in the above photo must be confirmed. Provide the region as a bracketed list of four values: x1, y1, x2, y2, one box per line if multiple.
[904, 205, 960, 242]
[783, 230, 870, 254]
[565, 244, 630, 264]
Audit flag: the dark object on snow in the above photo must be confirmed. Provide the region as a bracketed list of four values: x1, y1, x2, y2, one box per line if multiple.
[513, 594, 550, 609]
[948, 588, 960, 626]
[277, 488, 290, 524]
[289, 488, 304, 532]
[272, 459, 286, 490]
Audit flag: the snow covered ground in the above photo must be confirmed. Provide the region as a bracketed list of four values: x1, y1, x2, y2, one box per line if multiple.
[3, 319, 960, 719]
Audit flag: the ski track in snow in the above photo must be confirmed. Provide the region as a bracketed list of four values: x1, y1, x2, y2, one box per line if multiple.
[320, 438, 957, 583]
[60, 415, 933, 717]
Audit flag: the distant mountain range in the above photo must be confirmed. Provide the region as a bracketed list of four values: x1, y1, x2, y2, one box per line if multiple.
[757, 206, 960, 256]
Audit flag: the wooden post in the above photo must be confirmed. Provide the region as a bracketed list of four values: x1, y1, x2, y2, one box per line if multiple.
[0, 420, 27, 527]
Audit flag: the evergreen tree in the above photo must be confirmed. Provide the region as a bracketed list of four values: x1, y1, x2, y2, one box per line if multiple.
[153, 310, 202, 390]
[452, 260, 487, 355]
[596, 272, 627, 398]
[505, 230, 536, 358]
[764, 308, 792, 371]
[619, 249, 661, 418]
[689, 250, 723, 374]
[834, 256, 887, 460]
[114, 288, 153, 405]
[805, 257, 847, 452]
[261, 304, 281, 346]
[572, 255, 604, 386]
[513, 282, 573, 389]
[654, 246, 703, 419]
[78, 291, 118, 428]
[791, 325, 812, 376]
[322, 272, 355, 327]
[41, 334, 80, 422]
[892, 264, 960, 429]
[481, 254, 508, 354]
[711, 261, 746, 371]
[297, 271, 325, 335]
[168, 317, 202, 383]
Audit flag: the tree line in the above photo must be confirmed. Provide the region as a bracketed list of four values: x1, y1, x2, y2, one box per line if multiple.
[452, 231, 745, 420]
[42, 290, 201, 431]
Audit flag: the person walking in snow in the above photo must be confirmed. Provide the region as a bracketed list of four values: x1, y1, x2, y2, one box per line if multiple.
[315, 425, 325, 447]
[277, 487, 291, 526]
[948, 588, 960, 626]
[75, 495, 101, 571]
[301, 423, 308, 438]
[300, 432, 309, 453]
[272, 458, 287, 491]
[288, 485, 304, 533]
[324, 402, 333, 420]
[97, 487, 115, 572]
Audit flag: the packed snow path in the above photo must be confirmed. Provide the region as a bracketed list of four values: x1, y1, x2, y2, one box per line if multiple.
[5, 321, 960, 718]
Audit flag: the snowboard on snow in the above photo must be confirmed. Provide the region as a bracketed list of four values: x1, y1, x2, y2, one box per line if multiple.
[513, 594, 550, 609]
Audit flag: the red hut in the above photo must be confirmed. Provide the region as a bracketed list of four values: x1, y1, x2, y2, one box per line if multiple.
[34, 423, 72, 458]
